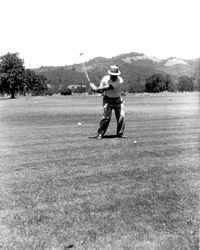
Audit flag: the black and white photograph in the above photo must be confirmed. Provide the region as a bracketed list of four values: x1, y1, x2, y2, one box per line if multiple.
[0, 0, 199, 249]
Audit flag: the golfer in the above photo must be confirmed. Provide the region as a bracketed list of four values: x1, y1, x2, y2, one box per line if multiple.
[90, 65, 125, 139]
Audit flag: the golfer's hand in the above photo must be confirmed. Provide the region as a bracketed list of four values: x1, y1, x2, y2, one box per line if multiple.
[89, 82, 98, 91]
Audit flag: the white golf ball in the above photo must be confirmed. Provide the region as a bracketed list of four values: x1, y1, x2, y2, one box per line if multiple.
[78, 123, 82, 126]
[134, 140, 137, 144]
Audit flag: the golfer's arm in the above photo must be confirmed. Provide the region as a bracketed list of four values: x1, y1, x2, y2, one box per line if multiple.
[96, 85, 113, 93]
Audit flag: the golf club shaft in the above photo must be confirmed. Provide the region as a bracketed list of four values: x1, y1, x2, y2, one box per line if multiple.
[82, 63, 91, 83]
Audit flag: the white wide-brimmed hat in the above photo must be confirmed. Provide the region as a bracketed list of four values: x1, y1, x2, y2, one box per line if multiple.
[108, 65, 121, 76]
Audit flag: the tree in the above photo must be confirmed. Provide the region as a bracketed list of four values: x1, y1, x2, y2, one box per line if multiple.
[193, 59, 200, 91]
[23, 69, 48, 96]
[30, 74, 47, 96]
[165, 74, 174, 92]
[145, 74, 169, 93]
[23, 69, 35, 95]
[178, 76, 194, 92]
[0, 53, 25, 98]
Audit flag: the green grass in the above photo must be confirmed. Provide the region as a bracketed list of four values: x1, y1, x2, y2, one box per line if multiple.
[0, 92, 199, 249]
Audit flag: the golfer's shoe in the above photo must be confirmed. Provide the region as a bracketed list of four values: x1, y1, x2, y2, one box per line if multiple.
[95, 134, 103, 140]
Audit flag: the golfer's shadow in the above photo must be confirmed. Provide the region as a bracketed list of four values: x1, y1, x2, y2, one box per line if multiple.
[88, 135, 128, 139]
[103, 135, 117, 139]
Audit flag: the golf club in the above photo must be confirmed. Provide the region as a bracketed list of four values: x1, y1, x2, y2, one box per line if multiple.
[79, 53, 91, 83]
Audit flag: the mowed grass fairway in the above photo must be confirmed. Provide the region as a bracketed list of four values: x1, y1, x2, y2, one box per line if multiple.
[0, 93, 199, 250]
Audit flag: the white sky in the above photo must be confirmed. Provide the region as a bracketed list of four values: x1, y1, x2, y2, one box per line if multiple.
[0, 0, 199, 68]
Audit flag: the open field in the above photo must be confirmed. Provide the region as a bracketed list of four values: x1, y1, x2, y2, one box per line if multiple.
[0, 92, 200, 250]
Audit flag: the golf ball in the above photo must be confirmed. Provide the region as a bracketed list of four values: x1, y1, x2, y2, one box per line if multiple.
[78, 123, 82, 126]
[134, 140, 137, 144]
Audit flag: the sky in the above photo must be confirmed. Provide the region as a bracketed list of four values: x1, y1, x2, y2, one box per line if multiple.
[0, 0, 199, 68]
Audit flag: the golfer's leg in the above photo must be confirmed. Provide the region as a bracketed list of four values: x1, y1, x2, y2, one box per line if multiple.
[115, 103, 125, 135]
[97, 103, 112, 136]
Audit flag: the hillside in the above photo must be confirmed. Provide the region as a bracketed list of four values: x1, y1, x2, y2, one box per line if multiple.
[34, 52, 199, 92]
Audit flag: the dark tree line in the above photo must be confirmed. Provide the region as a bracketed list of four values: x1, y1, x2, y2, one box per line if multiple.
[1, 52, 198, 97]
[0, 53, 47, 98]
[177, 76, 194, 92]
[145, 74, 173, 93]
[145, 74, 195, 93]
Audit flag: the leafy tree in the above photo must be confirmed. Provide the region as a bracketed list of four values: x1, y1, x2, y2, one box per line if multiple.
[23, 69, 48, 96]
[178, 76, 194, 92]
[23, 69, 36, 95]
[165, 74, 174, 92]
[30, 74, 47, 96]
[0, 53, 25, 98]
[145, 74, 169, 93]
[193, 60, 200, 91]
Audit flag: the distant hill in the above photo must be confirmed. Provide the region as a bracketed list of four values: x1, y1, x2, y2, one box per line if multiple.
[34, 52, 199, 92]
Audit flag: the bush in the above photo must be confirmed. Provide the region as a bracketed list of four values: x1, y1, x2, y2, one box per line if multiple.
[60, 88, 72, 95]
[45, 89, 54, 96]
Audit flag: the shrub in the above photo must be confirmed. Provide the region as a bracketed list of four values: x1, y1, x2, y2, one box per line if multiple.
[60, 88, 72, 95]
[45, 89, 54, 96]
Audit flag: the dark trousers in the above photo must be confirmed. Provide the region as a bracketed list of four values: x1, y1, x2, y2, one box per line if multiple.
[97, 96, 125, 136]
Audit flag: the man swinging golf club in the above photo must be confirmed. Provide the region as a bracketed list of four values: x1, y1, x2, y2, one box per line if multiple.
[90, 65, 125, 139]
